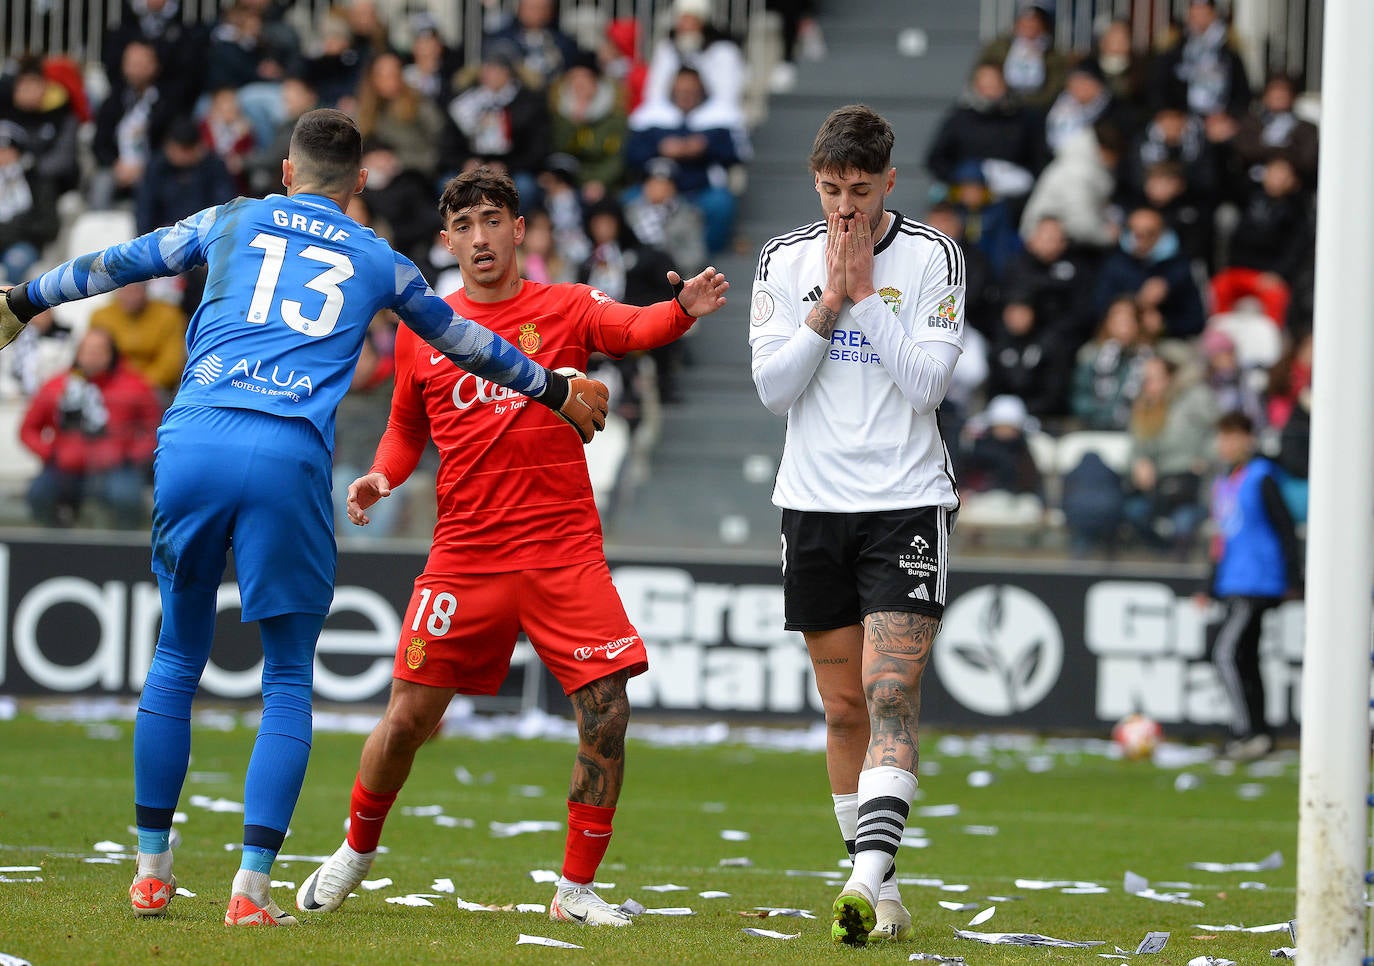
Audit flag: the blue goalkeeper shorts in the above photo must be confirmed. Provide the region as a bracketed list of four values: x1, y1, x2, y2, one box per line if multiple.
[150, 405, 336, 622]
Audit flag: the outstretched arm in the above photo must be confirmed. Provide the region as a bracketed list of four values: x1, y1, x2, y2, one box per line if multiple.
[589, 266, 730, 355]
[390, 255, 608, 442]
[2, 207, 220, 348]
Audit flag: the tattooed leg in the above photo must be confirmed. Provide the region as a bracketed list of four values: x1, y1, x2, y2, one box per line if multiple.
[861, 612, 940, 774]
[568, 670, 630, 807]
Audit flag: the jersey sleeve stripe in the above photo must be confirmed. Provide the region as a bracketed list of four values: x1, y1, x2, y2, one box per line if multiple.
[33, 209, 217, 308]
[901, 220, 963, 287]
[756, 221, 825, 281]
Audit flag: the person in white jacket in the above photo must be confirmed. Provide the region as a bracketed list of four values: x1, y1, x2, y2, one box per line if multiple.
[640, 0, 747, 128]
[1018, 122, 1122, 248]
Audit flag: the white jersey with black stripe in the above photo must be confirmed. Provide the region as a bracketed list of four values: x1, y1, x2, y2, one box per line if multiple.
[748, 211, 964, 513]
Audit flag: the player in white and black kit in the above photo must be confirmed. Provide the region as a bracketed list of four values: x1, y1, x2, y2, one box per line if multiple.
[749, 104, 963, 946]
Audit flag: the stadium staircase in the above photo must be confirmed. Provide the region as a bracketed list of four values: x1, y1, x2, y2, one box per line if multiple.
[603, 0, 984, 557]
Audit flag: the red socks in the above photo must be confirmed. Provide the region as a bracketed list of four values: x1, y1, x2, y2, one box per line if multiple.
[561, 800, 615, 884]
[345, 775, 397, 854]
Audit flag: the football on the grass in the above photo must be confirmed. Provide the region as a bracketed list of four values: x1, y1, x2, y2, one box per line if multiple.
[1112, 713, 1163, 760]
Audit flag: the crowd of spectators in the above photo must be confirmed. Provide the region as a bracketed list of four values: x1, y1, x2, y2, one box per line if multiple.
[932, 0, 1318, 559]
[0, 0, 757, 531]
[0, 0, 1319, 558]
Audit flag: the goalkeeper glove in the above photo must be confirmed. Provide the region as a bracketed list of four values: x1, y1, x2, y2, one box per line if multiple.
[544, 367, 609, 443]
[1, 284, 40, 351]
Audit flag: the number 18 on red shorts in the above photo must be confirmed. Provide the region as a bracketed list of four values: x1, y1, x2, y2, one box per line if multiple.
[393, 560, 649, 696]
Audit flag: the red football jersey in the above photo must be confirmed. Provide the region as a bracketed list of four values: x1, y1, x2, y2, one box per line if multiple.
[372, 281, 694, 573]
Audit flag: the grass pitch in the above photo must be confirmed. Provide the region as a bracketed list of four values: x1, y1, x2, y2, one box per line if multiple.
[0, 709, 1298, 964]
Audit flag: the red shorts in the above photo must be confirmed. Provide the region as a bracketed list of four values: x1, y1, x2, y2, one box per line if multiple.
[392, 559, 648, 695]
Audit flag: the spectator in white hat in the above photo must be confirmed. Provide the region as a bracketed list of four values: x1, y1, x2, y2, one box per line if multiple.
[640, 0, 747, 128]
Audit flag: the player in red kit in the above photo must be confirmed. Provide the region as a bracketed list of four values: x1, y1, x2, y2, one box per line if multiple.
[296, 167, 729, 926]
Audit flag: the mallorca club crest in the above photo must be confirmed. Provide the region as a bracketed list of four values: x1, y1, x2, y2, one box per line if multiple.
[517, 322, 542, 354]
[405, 636, 427, 671]
[879, 286, 903, 315]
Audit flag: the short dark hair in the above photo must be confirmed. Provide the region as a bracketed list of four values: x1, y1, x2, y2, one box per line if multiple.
[808, 104, 894, 176]
[14, 55, 44, 79]
[288, 108, 362, 193]
[1217, 410, 1255, 435]
[438, 166, 521, 223]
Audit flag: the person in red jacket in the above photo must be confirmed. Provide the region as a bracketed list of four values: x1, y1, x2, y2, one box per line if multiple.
[295, 166, 728, 927]
[20, 327, 162, 528]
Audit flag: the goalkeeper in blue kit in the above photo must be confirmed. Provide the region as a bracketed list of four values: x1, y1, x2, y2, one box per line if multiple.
[0, 109, 609, 926]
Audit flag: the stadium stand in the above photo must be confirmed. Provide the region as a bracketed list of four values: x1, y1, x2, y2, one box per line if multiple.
[0, 0, 1324, 562]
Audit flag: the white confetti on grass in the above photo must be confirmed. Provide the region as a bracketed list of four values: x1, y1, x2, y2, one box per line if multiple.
[188, 795, 244, 813]
[954, 927, 1104, 948]
[433, 815, 474, 828]
[490, 820, 561, 838]
[756, 907, 815, 919]
[386, 895, 434, 907]
[360, 877, 393, 891]
[1189, 850, 1283, 873]
[1124, 871, 1204, 907]
[516, 934, 583, 949]
[742, 928, 798, 939]
[967, 906, 995, 926]
[1191, 922, 1292, 933]
[641, 883, 689, 892]
[1015, 878, 1101, 890]
[720, 829, 750, 841]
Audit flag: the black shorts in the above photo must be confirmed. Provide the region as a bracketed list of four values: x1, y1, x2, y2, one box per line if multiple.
[781, 506, 955, 631]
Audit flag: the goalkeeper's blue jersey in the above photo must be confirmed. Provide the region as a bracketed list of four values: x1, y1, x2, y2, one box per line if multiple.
[25, 192, 548, 448]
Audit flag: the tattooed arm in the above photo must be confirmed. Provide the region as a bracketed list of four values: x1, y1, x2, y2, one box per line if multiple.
[861, 611, 941, 773]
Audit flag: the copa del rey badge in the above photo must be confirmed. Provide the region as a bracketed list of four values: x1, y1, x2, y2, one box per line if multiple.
[517, 322, 542, 353]
[405, 637, 427, 670]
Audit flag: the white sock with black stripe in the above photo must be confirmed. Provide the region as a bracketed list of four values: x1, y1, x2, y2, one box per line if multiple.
[846, 766, 917, 898]
[834, 791, 902, 901]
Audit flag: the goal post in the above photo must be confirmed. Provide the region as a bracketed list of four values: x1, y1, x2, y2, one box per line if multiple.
[1295, 0, 1374, 959]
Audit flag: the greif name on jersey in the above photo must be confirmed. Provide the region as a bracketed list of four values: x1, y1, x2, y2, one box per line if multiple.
[828, 328, 882, 365]
[270, 208, 351, 241]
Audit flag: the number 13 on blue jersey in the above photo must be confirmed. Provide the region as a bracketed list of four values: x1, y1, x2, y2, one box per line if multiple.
[247, 232, 356, 337]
